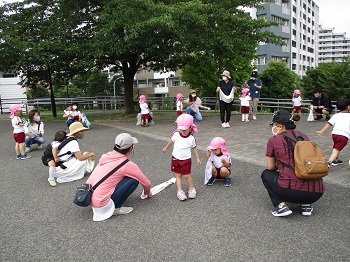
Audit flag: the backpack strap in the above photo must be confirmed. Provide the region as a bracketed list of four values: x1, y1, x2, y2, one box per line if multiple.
[57, 137, 77, 158]
[281, 132, 306, 143]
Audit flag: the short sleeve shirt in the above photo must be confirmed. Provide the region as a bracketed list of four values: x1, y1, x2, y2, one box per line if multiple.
[208, 152, 232, 168]
[185, 97, 202, 114]
[218, 80, 235, 96]
[57, 137, 80, 161]
[292, 96, 302, 106]
[239, 96, 251, 106]
[171, 131, 197, 160]
[328, 112, 350, 138]
[11, 116, 25, 134]
[140, 103, 149, 114]
[266, 130, 324, 193]
[247, 78, 262, 98]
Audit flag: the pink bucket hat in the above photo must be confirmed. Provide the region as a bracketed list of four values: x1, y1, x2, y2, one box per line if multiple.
[176, 114, 197, 133]
[176, 93, 184, 102]
[293, 89, 301, 95]
[139, 95, 146, 104]
[207, 137, 229, 155]
[241, 88, 249, 97]
[9, 104, 22, 119]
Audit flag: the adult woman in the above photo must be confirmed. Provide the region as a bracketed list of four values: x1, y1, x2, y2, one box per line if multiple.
[216, 70, 236, 128]
[54, 122, 95, 183]
[86, 133, 152, 222]
[63, 103, 82, 127]
[24, 110, 45, 152]
[261, 110, 325, 217]
[185, 90, 203, 122]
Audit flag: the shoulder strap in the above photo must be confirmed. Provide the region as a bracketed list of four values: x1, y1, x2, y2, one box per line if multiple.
[57, 137, 77, 158]
[92, 159, 129, 191]
[281, 132, 305, 143]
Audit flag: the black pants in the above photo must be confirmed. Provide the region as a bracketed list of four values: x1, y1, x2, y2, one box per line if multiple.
[219, 100, 233, 123]
[261, 169, 323, 207]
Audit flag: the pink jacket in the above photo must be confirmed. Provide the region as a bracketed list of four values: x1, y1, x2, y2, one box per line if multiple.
[87, 151, 152, 208]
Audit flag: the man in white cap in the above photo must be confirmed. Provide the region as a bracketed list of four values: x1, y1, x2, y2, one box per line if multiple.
[86, 133, 152, 222]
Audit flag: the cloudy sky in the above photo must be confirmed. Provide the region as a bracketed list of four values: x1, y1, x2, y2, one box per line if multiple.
[316, 0, 350, 36]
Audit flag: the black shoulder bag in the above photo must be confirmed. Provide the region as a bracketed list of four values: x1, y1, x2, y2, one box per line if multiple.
[73, 159, 129, 207]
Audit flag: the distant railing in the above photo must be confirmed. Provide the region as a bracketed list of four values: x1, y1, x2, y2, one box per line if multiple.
[0, 95, 337, 114]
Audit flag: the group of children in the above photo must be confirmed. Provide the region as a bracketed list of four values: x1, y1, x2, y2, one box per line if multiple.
[63, 103, 91, 128]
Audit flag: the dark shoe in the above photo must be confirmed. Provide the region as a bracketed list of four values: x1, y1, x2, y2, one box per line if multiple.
[206, 177, 215, 186]
[271, 204, 292, 217]
[315, 115, 322, 120]
[301, 204, 313, 216]
[224, 178, 231, 187]
[331, 158, 343, 166]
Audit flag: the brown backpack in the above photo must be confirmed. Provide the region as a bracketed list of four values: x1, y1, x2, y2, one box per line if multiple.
[282, 132, 329, 179]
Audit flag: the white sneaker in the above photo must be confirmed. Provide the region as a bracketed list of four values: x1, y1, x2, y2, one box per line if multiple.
[245, 119, 249, 122]
[253, 116, 257, 120]
[222, 122, 226, 128]
[226, 122, 230, 128]
[37, 144, 43, 150]
[113, 206, 133, 215]
[188, 188, 197, 199]
[25, 147, 31, 153]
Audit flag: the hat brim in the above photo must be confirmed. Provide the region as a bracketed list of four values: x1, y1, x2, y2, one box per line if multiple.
[67, 126, 89, 136]
[220, 74, 231, 79]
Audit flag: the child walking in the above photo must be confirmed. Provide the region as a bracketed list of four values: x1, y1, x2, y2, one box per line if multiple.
[42, 131, 67, 187]
[176, 93, 184, 116]
[162, 114, 202, 201]
[292, 89, 303, 116]
[205, 137, 232, 186]
[239, 88, 252, 122]
[139, 95, 151, 127]
[9, 104, 31, 160]
[316, 98, 350, 166]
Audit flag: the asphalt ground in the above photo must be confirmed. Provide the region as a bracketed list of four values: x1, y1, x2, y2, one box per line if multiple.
[0, 113, 349, 261]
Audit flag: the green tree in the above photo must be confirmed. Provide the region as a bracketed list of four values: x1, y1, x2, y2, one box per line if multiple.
[259, 61, 300, 99]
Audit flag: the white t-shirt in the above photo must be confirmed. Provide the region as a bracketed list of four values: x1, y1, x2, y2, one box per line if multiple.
[11, 116, 25, 134]
[176, 100, 183, 111]
[328, 112, 350, 138]
[186, 97, 202, 114]
[140, 103, 149, 114]
[64, 110, 73, 120]
[25, 122, 44, 136]
[292, 96, 302, 106]
[171, 131, 197, 160]
[51, 141, 61, 149]
[239, 96, 251, 107]
[208, 152, 232, 168]
[57, 138, 80, 161]
[70, 110, 81, 120]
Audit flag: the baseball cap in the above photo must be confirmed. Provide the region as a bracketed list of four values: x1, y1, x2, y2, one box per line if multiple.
[115, 133, 138, 150]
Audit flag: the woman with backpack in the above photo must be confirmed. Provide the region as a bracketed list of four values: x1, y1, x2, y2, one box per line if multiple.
[261, 110, 325, 217]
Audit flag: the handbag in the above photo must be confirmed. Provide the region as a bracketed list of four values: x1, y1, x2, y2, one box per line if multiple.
[73, 159, 129, 207]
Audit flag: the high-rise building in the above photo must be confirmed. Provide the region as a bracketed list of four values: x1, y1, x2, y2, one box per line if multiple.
[254, 0, 319, 76]
[318, 26, 350, 63]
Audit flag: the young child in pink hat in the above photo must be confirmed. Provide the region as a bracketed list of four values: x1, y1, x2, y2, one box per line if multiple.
[175, 93, 184, 117]
[239, 88, 252, 122]
[139, 95, 151, 127]
[162, 114, 202, 201]
[292, 89, 303, 116]
[9, 104, 31, 160]
[205, 137, 232, 186]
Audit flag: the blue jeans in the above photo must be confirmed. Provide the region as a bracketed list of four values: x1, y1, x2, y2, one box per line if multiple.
[25, 136, 45, 148]
[110, 177, 139, 208]
[186, 107, 202, 122]
[66, 119, 78, 127]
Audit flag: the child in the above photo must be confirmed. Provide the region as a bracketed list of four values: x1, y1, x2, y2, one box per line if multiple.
[9, 104, 31, 160]
[42, 131, 67, 187]
[316, 98, 350, 166]
[239, 88, 252, 122]
[292, 89, 303, 116]
[176, 93, 184, 116]
[162, 114, 202, 201]
[63, 104, 73, 127]
[205, 137, 232, 186]
[139, 95, 151, 127]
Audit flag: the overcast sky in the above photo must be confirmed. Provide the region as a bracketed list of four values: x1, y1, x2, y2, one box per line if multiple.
[316, 0, 350, 36]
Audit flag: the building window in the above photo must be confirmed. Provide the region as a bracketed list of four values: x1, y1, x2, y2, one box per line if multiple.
[292, 41, 296, 47]
[292, 64, 296, 70]
[292, 52, 297, 58]
[258, 56, 266, 65]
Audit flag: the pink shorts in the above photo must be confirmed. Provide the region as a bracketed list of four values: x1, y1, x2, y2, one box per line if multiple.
[14, 132, 25, 143]
[241, 106, 250, 114]
[141, 114, 150, 120]
[171, 157, 191, 175]
[176, 111, 183, 116]
[293, 106, 302, 111]
[332, 134, 348, 151]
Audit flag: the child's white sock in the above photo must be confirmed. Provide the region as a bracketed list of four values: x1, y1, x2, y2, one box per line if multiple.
[245, 114, 249, 120]
[242, 114, 245, 121]
[49, 166, 55, 180]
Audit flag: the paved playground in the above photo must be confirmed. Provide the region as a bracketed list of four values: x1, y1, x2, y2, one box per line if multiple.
[0, 113, 349, 261]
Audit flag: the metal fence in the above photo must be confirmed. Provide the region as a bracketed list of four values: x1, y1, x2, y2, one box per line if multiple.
[0, 95, 336, 114]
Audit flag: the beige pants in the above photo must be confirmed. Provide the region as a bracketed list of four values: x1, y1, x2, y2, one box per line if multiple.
[252, 98, 259, 116]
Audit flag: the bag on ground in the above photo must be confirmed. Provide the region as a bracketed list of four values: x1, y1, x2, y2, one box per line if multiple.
[282, 133, 328, 179]
[73, 183, 93, 207]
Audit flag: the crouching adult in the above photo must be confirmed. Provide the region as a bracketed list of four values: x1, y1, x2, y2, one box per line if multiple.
[54, 122, 95, 183]
[261, 110, 325, 217]
[86, 133, 152, 222]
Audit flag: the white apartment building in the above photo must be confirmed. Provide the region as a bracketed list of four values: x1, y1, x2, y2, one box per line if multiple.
[255, 0, 319, 76]
[318, 26, 350, 63]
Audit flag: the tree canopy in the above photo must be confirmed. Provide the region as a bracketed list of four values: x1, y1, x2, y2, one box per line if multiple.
[0, 0, 281, 114]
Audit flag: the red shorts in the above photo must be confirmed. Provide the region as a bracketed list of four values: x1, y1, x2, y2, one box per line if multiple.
[241, 106, 250, 114]
[293, 106, 302, 111]
[215, 167, 231, 179]
[332, 134, 348, 151]
[14, 132, 25, 143]
[141, 113, 150, 120]
[171, 157, 191, 175]
[176, 111, 183, 116]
